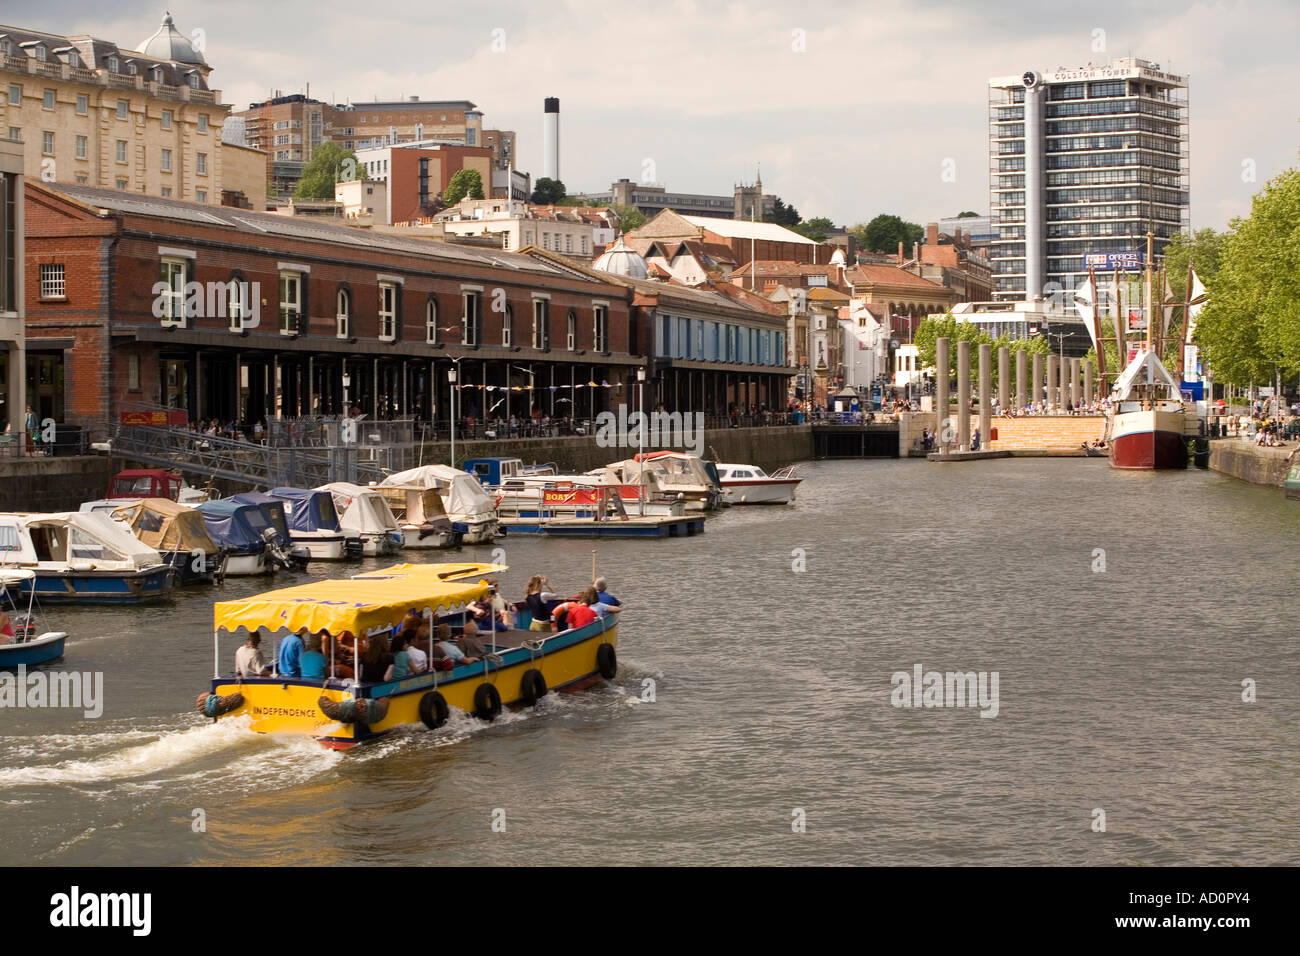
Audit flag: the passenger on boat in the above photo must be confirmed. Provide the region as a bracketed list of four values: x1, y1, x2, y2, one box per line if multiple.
[385, 632, 423, 681]
[234, 632, 271, 676]
[433, 622, 481, 666]
[468, 579, 511, 631]
[593, 577, 622, 607]
[0, 608, 13, 645]
[404, 627, 429, 674]
[325, 630, 357, 681]
[278, 627, 307, 677]
[524, 575, 559, 631]
[359, 634, 393, 683]
[567, 587, 622, 629]
[550, 598, 581, 632]
[300, 633, 328, 680]
[394, 609, 422, 643]
[459, 619, 488, 659]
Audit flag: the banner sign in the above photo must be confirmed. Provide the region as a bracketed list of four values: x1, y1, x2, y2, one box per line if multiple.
[1085, 252, 1144, 270]
[120, 411, 188, 426]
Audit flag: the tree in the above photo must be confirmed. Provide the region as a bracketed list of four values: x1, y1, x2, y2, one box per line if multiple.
[1156, 227, 1227, 366]
[443, 168, 485, 205]
[612, 204, 646, 232]
[793, 217, 835, 242]
[957, 210, 980, 218]
[764, 197, 800, 226]
[294, 142, 366, 200]
[915, 314, 1048, 395]
[859, 213, 924, 257]
[1194, 162, 1300, 389]
[530, 177, 566, 205]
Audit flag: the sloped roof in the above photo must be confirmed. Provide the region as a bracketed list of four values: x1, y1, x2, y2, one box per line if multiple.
[845, 264, 949, 293]
[684, 215, 818, 244]
[731, 260, 838, 278]
[627, 208, 701, 239]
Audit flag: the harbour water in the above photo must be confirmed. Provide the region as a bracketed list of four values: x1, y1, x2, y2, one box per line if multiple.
[2, 458, 1297, 866]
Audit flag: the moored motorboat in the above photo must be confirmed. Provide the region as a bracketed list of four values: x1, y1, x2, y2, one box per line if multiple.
[195, 500, 274, 576]
[268, 487, 360, 560]
[589, 451, 722, 511]
[316, 482, 403, 556]
[715, 463, 801, 504]
[375, 485, 460, 550]
[202, 562, 620, 749]
[105, 497, 221, 585]
[0, 512, 174, 604]
[0, 569, 67, 667]
[379, 466, 500, 544]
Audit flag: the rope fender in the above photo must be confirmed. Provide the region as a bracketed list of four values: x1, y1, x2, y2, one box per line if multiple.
[197, 692, 244, 718]
[318, 695, 390, 724]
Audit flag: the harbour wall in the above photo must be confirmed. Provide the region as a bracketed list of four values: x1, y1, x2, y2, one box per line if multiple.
[1209, 440, 1292, 489]
[0, 455, 115, 511]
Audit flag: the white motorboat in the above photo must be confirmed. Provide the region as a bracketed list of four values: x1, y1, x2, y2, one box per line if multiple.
[716, 464, 801, 504]
[316, 483, 403, 556]
[379, 466, 501, 544]
[375, 484, 459, 549]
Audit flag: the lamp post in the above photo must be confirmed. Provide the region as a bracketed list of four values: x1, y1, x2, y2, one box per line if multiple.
[448, 364, 457, 468]
[637, 366, 646, 516]
[342, 369, 351, 410]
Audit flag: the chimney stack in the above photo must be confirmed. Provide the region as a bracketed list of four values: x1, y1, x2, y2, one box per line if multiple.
[543, 97, 560, 182]
[897, 241, 904, 264]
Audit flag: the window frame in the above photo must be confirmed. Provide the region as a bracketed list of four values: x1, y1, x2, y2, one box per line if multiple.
[39, 263, 66, 299]
[593, 304, 609, 353]
[378, 281, 398, 341]
[337, 286, 352, 339]
[461, 289, 481, 346]
[278, 271, 304, 336]
[158, 257, 188, 328]
[531, 297, 549, 350]
[424, 295, 438, 344]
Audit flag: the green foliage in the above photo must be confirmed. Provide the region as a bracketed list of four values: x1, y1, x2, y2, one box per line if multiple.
[1158, 228, 1228, 366]
[530, 177, 566, 205]
[293, 142, 366, 200]
[765, 197, 800, 226]
[858, 214, 924, 256]
[1194, 163, 1300, 386]
[443, 168, 485, 205]
[793, 217, 835, 242]
[612, 204, 646, 232]
[956, 210, 980, 218]
[916, 314, 1049, 394]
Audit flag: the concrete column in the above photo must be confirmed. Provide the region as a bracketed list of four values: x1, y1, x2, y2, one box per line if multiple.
[935, 337, 950, 445]
[1015, 349, 1027, 410]
[957, 340, 971, 451]
[1031, 353, 1044, 407]
[1069, 357, 1081, 409]
[1046, 355, 1059, 411]
[978, 343, 992, 449]
[997, 346, 1009, 411]
[5, 344, 24, 437]
[1084, 359, 1094, 406]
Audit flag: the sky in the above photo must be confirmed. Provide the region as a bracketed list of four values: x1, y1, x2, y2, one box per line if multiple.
[8, 0, 1298, 231]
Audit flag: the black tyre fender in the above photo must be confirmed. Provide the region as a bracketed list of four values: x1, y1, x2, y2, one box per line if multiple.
[418, 690, 449, 729]
[520, 668, 547, 706]
[473, 682, 502, 721]
[597, 643, 617, 680]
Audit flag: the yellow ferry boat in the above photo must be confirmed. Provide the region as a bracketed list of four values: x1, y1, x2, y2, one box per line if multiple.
[201, 562, 619, 749]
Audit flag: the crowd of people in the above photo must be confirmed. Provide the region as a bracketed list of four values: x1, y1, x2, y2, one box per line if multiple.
[234, 574, 622, 682]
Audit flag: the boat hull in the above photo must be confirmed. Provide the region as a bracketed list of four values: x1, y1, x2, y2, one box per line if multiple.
[359, 532, 403, 557]
[0, 632, 67, 668]
[222, 551, 270, 576]
[399, 527, 458, 549]
[499, 515, 705, 537]
[211, 621, 618, 748]
[290, 533, 349, 561]
[162, 548, 215, 585]
[1109, 410, 1187, 470]
[721, 479, 800, 505]
[6, 568, 174, 604]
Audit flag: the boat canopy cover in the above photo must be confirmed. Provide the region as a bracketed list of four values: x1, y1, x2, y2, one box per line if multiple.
[376, 485, 449, 524]
[212, 563, 496, 638]
[1112, 347, 1181, 400]
[17, 511, 165, 570]
[229, 492, 291, 544]
[380, 466, 495, 518]
[114, 498, 218, 554]
[268, 487, 342, 533]
[196, 500, 269, 552]
[317, 482, 401, 535]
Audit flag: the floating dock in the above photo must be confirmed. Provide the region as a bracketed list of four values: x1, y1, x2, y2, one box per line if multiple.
[500, 514, 706, 537]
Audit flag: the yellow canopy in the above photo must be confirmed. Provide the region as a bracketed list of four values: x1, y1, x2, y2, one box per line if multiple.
[213, 562, 502, 637]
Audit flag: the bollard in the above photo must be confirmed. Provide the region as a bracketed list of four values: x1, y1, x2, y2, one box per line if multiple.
[1015, 349, 1028, 410]
[1032, 353, 1044, 408]
[936, 337, 950, 448]
[957, 340, 972, 452]
[979, 343, 992, 451]
[1070, 357, 1081, 410]
[997, 346, 1010, 413]
[1047, 355, 1059, 412]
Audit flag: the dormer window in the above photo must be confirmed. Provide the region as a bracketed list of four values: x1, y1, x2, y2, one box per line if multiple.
[63, 51, 81, 68]
[188, 73, 200, 90]
[0, 39, 11, 57]
[30, 44, 48, 62]
[152, 67, 165, 84]
[126, 61, 138, 76]
[105, 54, 120, 72]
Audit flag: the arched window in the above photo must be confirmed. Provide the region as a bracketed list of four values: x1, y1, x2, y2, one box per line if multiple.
[566, 310, 577, 350]
[425, 296, 438, 344]
[502, 304, 513, 347]
[227, 271, 249, 332]
[336, 286, 351, 338]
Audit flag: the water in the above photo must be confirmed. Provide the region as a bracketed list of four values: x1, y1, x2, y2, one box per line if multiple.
[2, 458, 1298, 865]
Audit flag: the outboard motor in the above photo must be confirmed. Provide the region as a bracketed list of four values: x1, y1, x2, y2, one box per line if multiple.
[287, 545, 312, 572]
[343, 536, 364, 560]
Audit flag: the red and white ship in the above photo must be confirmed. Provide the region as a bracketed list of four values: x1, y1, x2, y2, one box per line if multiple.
[1106, 348, 1191, 470]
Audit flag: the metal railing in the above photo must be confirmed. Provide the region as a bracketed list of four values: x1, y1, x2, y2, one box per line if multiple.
[0, 429, 90, 459]
[110, 424, 388, 488]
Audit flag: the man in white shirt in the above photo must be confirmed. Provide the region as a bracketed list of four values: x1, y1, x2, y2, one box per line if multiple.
[235, 633, 271, 677]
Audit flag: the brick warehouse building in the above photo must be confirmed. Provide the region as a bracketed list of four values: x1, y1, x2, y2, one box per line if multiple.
[23, 181, 651, 431]
[24, 181, 790, 430]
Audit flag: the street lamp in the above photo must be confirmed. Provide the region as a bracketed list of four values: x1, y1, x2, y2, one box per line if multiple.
[636, 366, 646, 516]
[448, 365, 457, 467]
[342, 369, 351, 410]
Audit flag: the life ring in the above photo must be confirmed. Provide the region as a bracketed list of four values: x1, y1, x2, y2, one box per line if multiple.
[597, 643, 617, 680]
[419, 690, 450, 729]
[196, 691, 244, 719]
[319, 695, 389, 725]
[473, 683, 502, 721]
[520, 668, 547, 706]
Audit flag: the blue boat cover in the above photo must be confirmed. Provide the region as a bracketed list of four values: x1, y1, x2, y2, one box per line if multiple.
[229, 492, 292, 546]
[196, 500, 269, 554]
[268, 487, 342, 534]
